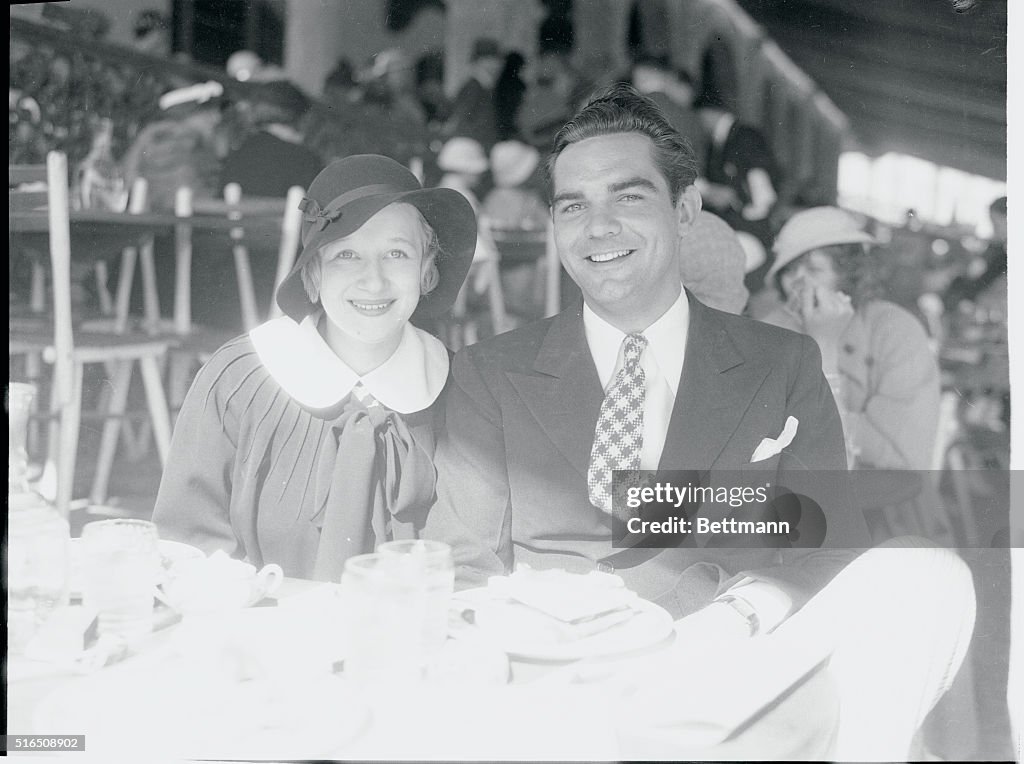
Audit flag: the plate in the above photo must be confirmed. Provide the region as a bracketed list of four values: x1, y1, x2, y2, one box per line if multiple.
[157, 539, 207, 568]
[33, 608, 368, 760]
[457, 587, 675, 662]
[68, 538, 205, 598]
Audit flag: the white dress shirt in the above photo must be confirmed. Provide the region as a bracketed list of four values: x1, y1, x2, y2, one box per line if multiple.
[583, 288, 688, 471]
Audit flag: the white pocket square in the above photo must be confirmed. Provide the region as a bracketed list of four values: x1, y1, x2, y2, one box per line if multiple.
[750, 416, 799, 463]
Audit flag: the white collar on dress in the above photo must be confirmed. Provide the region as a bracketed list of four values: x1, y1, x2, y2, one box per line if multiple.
[249, 314, 449, 413]
[583, 287, 689, 396]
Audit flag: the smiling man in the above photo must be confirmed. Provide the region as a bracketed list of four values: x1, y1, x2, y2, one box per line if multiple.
[425, 84, 869, 632]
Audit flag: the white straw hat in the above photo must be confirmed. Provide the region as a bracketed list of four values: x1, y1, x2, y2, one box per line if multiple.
[159, 80, 224, 112]
[767, 206, 876, 282]
[437, 137, 488, 175]
[490, 141, 540, 188]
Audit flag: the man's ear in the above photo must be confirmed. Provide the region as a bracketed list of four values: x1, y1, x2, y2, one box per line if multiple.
[676, 184, 703, 235]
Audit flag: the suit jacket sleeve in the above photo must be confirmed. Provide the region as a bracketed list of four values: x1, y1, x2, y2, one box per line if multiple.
[423, 347, 513, 588]
[722, 334, 868, 613]
[152, 358, 240, 556]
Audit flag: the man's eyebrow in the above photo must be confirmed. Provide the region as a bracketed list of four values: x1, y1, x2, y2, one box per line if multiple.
[609, 177, 659, 194]
[551, 191, 584, 206]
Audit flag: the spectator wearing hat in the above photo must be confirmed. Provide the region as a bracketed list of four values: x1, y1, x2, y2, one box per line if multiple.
[219, 80, 323, 198]
[154, 155, 476, 581]
[446, 37, 504, 149]
[121, 80, 226, 211]
[759, 207, 940, 473]
[482, 140, 547, 231]
[678, 211, 749, 315]
[437, 136, 489, 211]
[483, 141, 548, 317]
[437, 136, 503, 310]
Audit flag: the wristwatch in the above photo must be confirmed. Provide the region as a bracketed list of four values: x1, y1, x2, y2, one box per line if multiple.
[717, 594, 760, 637]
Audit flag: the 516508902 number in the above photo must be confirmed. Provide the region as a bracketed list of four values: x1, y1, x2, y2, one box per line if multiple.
[3, 735, 85, 751]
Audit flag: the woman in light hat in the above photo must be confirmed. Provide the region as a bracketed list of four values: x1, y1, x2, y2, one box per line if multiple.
[154, 155, 476, 581]
[482, 140, 547, 231]
[760, 206, 939, 472]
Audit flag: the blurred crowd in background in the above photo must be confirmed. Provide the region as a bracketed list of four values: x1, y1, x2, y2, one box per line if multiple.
[10, 1, 1009, 460]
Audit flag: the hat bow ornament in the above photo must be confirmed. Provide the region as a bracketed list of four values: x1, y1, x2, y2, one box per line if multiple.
[299, 183, 399, 245]
[299, 196, 344, 234]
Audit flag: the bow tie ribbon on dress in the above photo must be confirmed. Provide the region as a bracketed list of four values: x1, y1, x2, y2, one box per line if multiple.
[310, 392, 435, 582]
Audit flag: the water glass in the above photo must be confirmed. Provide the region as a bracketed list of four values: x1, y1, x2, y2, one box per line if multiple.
[80, 519, 161, 645]
[340, 544, 454, 684]
[378, 540, 455, 660]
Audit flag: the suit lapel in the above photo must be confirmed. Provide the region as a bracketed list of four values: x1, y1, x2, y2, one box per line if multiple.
[506, 306, 604, 477]
[507, 296, 769, 477]
[660, 294, 770, 470]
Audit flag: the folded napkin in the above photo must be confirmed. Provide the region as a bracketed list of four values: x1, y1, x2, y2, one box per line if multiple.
[492, 568, 637, 624]
[480, 569, 642, 643]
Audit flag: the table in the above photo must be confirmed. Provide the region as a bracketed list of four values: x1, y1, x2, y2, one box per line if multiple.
[9, 208, 283, 238]
[10, 207, 285, 332]
[6, 578, 839, 761]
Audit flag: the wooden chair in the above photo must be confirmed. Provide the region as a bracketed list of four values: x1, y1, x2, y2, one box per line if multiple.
[9, 152, 174, 516]
[444, 217, 516, 350]
[164, 183, 305, 409]
[489, 218, 561, 320]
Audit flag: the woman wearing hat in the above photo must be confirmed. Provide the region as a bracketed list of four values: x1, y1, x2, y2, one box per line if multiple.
[759, 207, 940, 473]
[153, 155, 475, 581]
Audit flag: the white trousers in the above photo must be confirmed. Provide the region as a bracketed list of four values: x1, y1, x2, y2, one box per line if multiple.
[776, 537, 977, 761]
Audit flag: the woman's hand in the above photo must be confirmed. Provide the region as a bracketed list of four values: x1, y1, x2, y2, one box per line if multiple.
[797, 285, 854, 370]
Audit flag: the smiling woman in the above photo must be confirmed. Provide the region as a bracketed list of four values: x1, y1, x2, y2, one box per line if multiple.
[152, 155, 476, 582]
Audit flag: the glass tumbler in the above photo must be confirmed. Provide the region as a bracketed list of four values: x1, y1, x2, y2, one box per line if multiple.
[80, 519, 161, 645]
[340, 546, 452, 685]
[378, 540, 455, 663]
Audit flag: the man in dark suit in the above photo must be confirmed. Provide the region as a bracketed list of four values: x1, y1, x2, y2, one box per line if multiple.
[425, 84, 869, 634]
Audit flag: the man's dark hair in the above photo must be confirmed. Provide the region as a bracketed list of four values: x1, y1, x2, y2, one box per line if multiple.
[546, 82, 699, 203]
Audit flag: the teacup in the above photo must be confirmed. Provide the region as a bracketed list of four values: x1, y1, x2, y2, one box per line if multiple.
[160, 552, 283, 615]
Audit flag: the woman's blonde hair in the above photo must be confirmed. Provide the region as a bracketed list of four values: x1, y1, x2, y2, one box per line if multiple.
[299, 206, 442, 305]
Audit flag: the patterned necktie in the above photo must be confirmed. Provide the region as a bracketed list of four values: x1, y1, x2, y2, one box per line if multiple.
[588, 333, 647, 515]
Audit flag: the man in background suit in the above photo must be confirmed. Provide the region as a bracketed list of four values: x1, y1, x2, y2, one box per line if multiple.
[425, 84, 868, 633]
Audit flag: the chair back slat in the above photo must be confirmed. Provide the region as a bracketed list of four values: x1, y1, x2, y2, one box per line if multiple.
[45, 152, 76, 406]
[191, 192, 287, 218]
[173, 186, 195, 335]
[267, 185, 305, 320]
